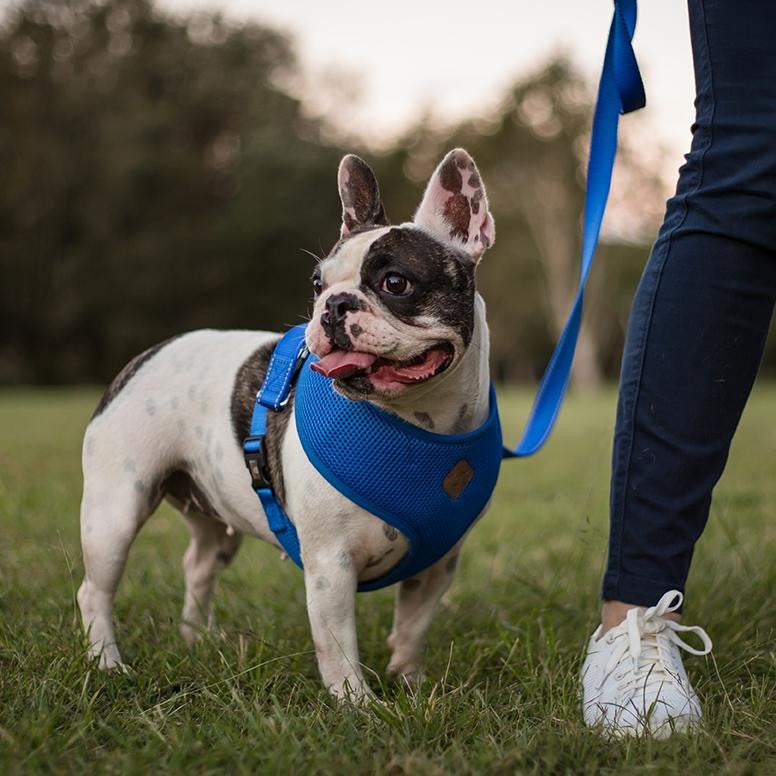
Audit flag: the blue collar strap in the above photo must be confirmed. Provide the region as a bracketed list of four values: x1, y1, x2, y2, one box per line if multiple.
[243, 0, 644, 587]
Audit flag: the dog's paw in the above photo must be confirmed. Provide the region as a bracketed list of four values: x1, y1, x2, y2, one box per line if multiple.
[386, 657, 423, 688]
[87, 642, 127, 672]
[180, 619, 224, 647]
[328, 680, 375, 706]
[93, 651, 130, 673]
[180, 621, 203, 647]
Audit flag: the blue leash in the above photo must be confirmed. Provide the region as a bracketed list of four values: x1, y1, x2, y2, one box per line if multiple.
[243, 0, 645, 581]
[506, 0, 645, 457]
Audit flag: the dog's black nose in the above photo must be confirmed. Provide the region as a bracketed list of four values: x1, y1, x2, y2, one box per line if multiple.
[322, 292, 362, 327]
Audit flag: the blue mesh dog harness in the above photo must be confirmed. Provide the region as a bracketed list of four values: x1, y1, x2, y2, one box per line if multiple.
[243, 0, 644, 591]
[244, 323, 504, 592]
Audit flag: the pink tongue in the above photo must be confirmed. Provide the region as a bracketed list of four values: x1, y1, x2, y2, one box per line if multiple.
[310, 350, 378, 379]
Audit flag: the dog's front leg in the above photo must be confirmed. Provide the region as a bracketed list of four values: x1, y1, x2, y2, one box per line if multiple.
[303, 547, 369, 702]
[386, 540, 464, 686]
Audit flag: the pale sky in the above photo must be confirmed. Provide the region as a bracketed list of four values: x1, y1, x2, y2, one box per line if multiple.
[0, 0, 697, 178]
[157, 0, 696, 176]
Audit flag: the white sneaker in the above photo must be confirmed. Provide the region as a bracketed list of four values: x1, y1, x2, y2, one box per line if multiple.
[581, 590, 712, 738]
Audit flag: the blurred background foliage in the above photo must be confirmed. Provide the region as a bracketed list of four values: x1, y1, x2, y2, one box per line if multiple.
[2, 0, 774, 386]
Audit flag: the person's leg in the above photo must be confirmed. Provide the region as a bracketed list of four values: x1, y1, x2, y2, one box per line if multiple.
[582, 0, 776, 736]
[604, 0, 776, 613]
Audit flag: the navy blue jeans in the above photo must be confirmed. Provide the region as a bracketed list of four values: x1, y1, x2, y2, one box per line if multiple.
[603, 0, 776, 606]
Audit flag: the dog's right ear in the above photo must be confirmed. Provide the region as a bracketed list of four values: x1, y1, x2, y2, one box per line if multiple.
[337, 155, 389, 238]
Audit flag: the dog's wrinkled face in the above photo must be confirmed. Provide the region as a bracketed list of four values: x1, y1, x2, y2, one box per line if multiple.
[306, 149, 495, 401]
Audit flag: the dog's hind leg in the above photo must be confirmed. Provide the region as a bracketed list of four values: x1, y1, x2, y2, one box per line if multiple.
[386, 540, 464, 686]
[179, 510, 243, 645]
[77, 442, 156, 669]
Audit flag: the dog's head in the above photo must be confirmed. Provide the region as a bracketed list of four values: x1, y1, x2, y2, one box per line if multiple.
[306, 148, 495, 401]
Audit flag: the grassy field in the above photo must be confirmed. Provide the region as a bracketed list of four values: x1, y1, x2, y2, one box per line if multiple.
[0, 386, 774, 774]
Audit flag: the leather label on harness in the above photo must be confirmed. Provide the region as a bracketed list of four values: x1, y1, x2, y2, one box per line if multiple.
[443, 459, 474, 500]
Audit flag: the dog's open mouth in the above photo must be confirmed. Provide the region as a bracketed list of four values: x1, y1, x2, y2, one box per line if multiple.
[310, 343, 454, 386]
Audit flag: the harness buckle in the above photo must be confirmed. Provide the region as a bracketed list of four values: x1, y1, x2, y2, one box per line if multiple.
[277, 346, 309, 408]
[243, 435, 272, 490]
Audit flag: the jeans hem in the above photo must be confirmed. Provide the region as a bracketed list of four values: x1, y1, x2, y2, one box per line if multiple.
[601, 571, 685, 610]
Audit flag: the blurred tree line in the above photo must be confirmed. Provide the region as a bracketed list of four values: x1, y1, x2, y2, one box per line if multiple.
[2, 0, 773, 386]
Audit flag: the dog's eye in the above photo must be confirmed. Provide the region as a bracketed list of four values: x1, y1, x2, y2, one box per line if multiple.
[311, 274, 323, 296]
[381, 272, 412, 296]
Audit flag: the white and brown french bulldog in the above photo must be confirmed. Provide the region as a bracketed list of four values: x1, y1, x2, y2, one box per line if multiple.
[77, 148, 496, 700]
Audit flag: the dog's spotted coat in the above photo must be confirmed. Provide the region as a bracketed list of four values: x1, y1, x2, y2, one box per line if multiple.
[77, 148, 497, 701]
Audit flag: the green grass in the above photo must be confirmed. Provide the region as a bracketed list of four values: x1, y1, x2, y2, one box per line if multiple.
[0, 386, 774, 774]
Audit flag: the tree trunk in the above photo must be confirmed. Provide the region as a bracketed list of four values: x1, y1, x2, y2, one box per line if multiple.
[520, 173, 604, 390]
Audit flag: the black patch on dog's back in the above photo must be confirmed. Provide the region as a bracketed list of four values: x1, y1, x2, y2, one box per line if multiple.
[230, 339, 294, 508]
[91, 336, 179, 420]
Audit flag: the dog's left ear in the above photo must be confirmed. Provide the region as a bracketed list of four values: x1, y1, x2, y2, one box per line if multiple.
[413, 148, 495, 261]
[337, 154, 389, 238]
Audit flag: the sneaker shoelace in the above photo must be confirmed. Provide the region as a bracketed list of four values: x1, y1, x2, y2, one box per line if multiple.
[601, 590, 713, 693]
